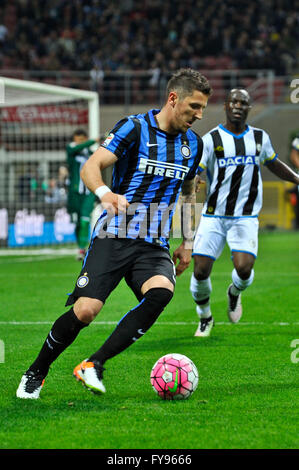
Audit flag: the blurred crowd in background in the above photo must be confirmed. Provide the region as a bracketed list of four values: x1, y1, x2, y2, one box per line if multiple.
[0, 0, 298, 76]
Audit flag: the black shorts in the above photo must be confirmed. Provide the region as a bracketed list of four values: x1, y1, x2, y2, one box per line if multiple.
[66, 237, 176, 306]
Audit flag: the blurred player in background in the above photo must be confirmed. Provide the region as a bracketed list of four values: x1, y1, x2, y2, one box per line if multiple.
[66, 129, 100, 260]
[190, 88, 299, 337]
[16, 68, 212, 399]
[288, 131, 299, 229]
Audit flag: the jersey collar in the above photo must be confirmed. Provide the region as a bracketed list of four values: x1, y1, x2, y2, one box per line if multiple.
[219, 123, 250, 139]
[148, 109, 161, 128]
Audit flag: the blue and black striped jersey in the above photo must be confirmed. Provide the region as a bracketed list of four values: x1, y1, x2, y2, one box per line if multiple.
[93, 109, 203, 248]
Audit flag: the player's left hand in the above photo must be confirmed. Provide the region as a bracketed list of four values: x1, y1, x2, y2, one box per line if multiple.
[172, 242, 192, 276]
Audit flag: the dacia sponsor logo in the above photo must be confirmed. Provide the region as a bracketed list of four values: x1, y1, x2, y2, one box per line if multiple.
[138, 157, 189, 180]
[218, 155, 259, 167]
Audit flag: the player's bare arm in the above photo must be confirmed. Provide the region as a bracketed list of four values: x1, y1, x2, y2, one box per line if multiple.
[172, 178, 196, 276]
[80, 146, 129, 214]
[194, 174, 205, 193]
[181, 178, 196, 246]
[267, 158, 299, 185]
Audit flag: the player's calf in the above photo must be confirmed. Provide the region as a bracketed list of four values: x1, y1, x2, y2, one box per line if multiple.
[88, 287, 173, 366]
[16, 308, 89, 399]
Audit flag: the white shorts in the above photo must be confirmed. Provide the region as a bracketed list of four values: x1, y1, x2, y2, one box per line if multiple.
[193, 215, 259, 260]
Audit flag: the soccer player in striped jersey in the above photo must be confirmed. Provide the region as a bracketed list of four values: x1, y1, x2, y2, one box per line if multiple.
[16, 69, 212, 399]
[66, 129, 100, 260]
[190, 88, 299, 337]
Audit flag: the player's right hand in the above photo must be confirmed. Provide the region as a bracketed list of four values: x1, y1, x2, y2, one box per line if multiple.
[101, 192, 130, 215]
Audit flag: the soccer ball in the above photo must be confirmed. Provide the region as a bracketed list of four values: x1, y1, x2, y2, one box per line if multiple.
[150, 353, 199, 400]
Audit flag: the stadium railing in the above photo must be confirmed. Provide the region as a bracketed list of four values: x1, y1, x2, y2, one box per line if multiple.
[0, 69, 294, 107]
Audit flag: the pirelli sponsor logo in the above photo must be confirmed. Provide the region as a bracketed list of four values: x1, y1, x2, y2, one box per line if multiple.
[218, 155, 259, 167]
[138, 157, 189, 180]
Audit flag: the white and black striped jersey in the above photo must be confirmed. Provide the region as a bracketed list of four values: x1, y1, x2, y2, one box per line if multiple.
[198, 124, 277, 217]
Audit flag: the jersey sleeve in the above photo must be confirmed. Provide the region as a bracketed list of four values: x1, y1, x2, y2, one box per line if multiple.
[197, 133, 213, 173]
[260, 131, 277, 165]
[101, 117, 139, 159]
[292, 136, 299, 151]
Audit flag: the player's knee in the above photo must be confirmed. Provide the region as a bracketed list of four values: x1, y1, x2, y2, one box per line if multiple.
[74, 298, 102, 323]
[193, 256, 214, 280]
[144, 287, 173, 313]
[193, 264, 211, 280]
[233, 252, 255, 280]
[234, 263, 254, 280]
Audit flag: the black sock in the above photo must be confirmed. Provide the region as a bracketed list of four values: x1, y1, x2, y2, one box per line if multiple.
[195, 297, 210, 305]
[29, 308, 88, 377]
[89, 288, 173, 365]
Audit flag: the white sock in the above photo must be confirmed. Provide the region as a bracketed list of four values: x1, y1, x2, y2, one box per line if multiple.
[196, 303, 211, 319]
[190, 274, 212, 318]
[190, 274, 212, 302]
[230, 284, 241, 296]
[231, 268, 254, 295]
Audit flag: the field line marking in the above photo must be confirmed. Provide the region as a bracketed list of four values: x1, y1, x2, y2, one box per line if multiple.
[0, 255, 75, 263]
[0, 249, 76, 256]
[0, 321, 299, 326]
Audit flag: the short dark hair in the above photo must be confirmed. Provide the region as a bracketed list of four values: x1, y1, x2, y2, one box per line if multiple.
[72, 129, 88, 139]
[225, 88, 251, 104]
[166, 68, 212, 100]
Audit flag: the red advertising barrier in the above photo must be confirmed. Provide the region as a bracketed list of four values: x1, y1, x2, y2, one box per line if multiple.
[1, 105, 88, 124]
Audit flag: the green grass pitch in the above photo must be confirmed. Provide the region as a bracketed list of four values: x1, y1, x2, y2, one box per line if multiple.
[0, 231, 298, 449]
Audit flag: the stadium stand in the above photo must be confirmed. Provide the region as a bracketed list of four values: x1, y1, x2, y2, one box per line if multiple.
[0, 0, 298, 76]
[0, 0, 298, 250]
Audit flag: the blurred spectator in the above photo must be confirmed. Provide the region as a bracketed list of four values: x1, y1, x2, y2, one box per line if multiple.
[0, 0, 298, 75]
[18, 165, 45, 203]
[44, 166, 68, 205]
[90, 65, 104, 91]
[44, 178, 62, 204]
[0, 21, 8, 43]
[18, 169, 32, 202]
